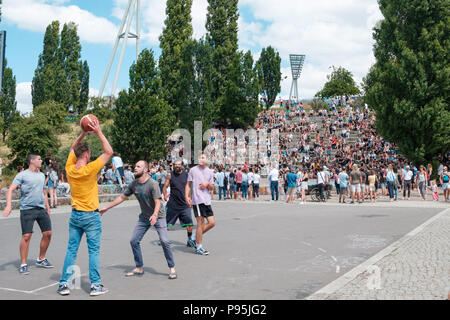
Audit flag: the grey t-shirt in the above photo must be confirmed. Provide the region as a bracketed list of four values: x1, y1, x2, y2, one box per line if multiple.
[12, 169, 46, 210]
[124, 177, 165, 219]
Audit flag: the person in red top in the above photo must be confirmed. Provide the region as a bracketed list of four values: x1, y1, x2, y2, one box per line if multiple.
[234, 167, 243, 200]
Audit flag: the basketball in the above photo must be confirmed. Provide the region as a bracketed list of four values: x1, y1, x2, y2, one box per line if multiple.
[80, 114, 98, 132]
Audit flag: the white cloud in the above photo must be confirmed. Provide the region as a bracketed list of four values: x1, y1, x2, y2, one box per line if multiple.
[3, 0, 118, 44]
[16, 82, 33, 115]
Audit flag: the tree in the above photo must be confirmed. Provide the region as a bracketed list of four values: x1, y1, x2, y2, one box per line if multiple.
[6, 115, 60, 168]
[0, 63, 20, 141]
[111, 49, 175, 164]
[159, 0, 193, 122]
[364, 0, 450, 164]
[257, 46, 281, 110]
[206, 0, 240, 120]
[83, 97, 113, 122]
[223, 51, 261, 128]
[179, 39, 216, 134]
[33, 100, 69, 134]
[79, 60, 90, 113]
[32, 21, 89, 112]
[316, 66, 360, 103]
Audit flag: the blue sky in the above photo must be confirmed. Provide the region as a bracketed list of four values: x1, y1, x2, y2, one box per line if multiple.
[1, 0, 383, 114]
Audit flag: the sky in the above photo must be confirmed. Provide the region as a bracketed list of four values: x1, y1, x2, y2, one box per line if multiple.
[1, 0, 384, 115]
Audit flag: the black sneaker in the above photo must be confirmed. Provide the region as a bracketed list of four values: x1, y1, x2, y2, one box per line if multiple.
[19, 265, 30, 275]
[57, 284, 70, 296]
[36, 258, 54, 268]
[187, 238, 196, 248]
[90, 284, 109, 296]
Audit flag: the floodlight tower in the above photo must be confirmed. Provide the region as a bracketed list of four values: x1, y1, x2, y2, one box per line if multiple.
[289, 54, 305, 103]
[98, 0, 141, 98]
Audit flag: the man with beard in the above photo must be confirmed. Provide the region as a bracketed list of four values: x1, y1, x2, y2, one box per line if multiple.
[100, 160, 177, 279]
[162, 160, 196, 248]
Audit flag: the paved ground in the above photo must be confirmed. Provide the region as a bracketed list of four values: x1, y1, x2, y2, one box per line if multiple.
[0, 199, 447, 300]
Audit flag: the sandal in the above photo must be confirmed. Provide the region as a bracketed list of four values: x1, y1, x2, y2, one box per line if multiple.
[125, 269, 144, 277]
[168, 272, 177, 280]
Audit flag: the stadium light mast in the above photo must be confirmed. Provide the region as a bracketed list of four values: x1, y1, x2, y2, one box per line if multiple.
[98, 0, 141, 98]
[289, 54, 305, 103]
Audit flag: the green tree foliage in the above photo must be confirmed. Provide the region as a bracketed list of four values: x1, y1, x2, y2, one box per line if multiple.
[0, 63, 20, 141]
[33, 100, 69, 134]
[206, 0, 239, 120]
[6, 115, 60, 168]
[111, 49, 175, 164]
[223, 51, 261, 128]
[316, 66, 360, 101]
[364, 0, 450, 164]
[159, 0, 193, 121]
[309, 98, 329, 112]
[179, 39, 216, 134]
[79, 60, 90, 113]
[32, 21, 89, 112]
[83, 97, 113, 122]
[257, 46, 281, 110]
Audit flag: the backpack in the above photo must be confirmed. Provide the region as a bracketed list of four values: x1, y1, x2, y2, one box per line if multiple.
[443, 174, 449, 183]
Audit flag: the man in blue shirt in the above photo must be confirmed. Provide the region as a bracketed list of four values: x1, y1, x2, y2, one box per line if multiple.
[215, 168, 226, 200]
[338, 168, 349, 203]
[286, 167, 298, 204]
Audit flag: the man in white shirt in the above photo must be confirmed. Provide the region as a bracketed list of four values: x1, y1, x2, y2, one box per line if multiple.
[317, 166, 328, 202]
[112, 153, 124, 189]
[247, 169, 254, 200]
[253, 169, 260, 198]
[268, 166, 279, 201]
[403, 165, 413, 200]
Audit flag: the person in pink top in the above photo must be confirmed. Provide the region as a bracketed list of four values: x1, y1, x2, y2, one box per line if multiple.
[185, 154, 216, 255]
[234, 167, 243, 200]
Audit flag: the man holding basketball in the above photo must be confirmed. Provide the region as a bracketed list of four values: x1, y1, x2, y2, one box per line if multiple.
[57, 115, 114, 296]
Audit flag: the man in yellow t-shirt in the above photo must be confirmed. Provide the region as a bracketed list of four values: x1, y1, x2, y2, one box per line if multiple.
[57, 118, 113, 297]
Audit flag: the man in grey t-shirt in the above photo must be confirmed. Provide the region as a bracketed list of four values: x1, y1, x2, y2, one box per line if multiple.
[100, 160, 176, 279]
[2, 153, 53, 275]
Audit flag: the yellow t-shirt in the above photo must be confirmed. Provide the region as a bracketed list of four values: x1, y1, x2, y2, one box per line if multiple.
[368, 175, 376, 187]
[66, 152, 104, 211]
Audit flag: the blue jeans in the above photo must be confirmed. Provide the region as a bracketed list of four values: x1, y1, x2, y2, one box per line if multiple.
[270, 181, 279, 201]
[218, 186, 226, 200]
[130, 214, 175, 268]
[60, 209, 102, 286]
[241, 182, 248, 198]
[387, 181, 395, 199]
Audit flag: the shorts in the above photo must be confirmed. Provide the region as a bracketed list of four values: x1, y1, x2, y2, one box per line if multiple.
[287, 187, 296, 195]
[166, 206, 193, 228]
[301, 182, 308, 190]
[369, 186, 376, 191]
[443, 183, 449, 190]
[192, 203, 214, 218]
[48, 180, 55, 188]
[351, 184, 361, 193]
[20, 207, 52, 235]
[229, 184, 236, 192]
[380, 183, 386, 189]
[236, 183, 242, 192]
[339, 186, 347, 195]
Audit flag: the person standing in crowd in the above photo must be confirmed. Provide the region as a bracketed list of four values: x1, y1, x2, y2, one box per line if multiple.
[45, 163, 59, 209]
[253, 167, 260, 199]
[100, 160, 177, 279]
[58, 118, 113, 296]
[403, 165, 413, 200]
[3, 153, 53, 275]
[241, 168, 249, 201]
[317, 166, 328, 202]
[440, 166, 449, 202]
[228, 169, 236, 200]
[215, 167, 226, 201]
[223, 168, 229, 199]
[430, 180, 439, 201]
[58, 170, 70, 196]
[268, 165, 279, 202]
[112, 153, 125, 189]
[417, 165, 427, 201]
[350, 164, 362, 204]
[162, 160, 196, 248]
[124, 166, 135, 185]
[44, 152, 52, 175]
[235, 167, 243, 201]
[368, 170, 377, 202]
[185, 154, 216, 256]
[299, 168, 309, 204]
[285, 167, 297, 204]
[157, 166, 167, 193]
[386, 164, 396, 202]
[247, 168, 254, 200]
[338, 167, 349, 204]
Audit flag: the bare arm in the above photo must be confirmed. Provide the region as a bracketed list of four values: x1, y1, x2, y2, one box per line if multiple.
[149, 198, 161, 226]
[99, 194, 127, 216]
[185, 181, 192, 208]
[2, 184, 19, 217]
[88, 119, 113, 164]
[162, 173, 171, 202]
[70, 131, 87, 153]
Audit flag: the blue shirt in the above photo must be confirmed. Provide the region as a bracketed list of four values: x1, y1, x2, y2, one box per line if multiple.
[338, 172, 349, 188]
[215, 172, 225, 187]
[286, 173, 297, 188]
[12, 169, 46, 210]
